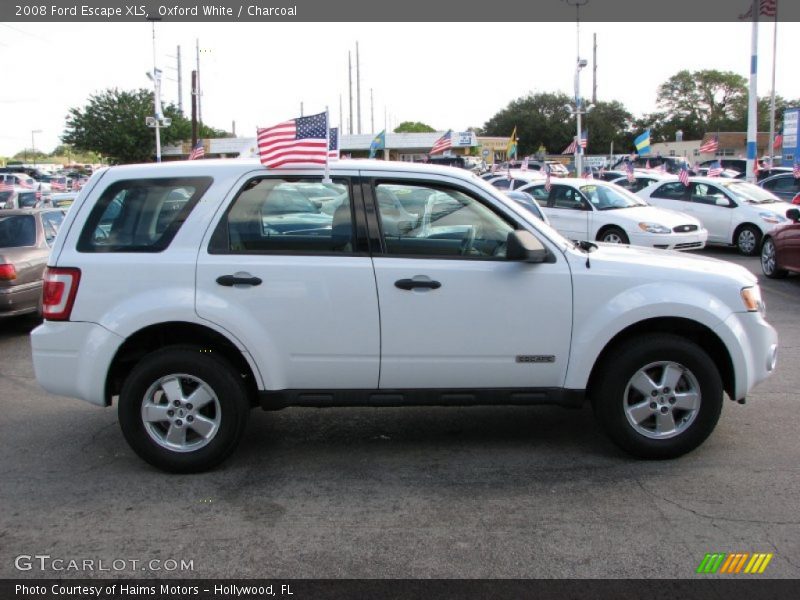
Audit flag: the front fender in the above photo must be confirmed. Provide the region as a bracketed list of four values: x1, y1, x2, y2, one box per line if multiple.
[564, 281, 733, 390]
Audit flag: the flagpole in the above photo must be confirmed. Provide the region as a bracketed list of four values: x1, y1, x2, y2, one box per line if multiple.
[767, 3, 778, 166]
[746, 3, 759, 182]
[323, 107, 332, 183]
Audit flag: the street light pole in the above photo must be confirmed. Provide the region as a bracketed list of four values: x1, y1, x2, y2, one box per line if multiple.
[566, 0, 589, 175]
[31, 129, 41, 168]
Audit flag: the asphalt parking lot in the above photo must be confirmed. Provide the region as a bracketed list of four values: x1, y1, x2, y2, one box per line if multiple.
[0, 246, 798, 580]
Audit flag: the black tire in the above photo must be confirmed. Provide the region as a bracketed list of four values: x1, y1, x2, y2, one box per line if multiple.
[761, 236, 788, 279]
[118, 346, 250, 473]
[734, 224, 762, 256]
[591, 334, 723, 459]
[598, 226, 629, 244]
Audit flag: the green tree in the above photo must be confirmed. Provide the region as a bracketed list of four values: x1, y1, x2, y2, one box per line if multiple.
[62, 88, 228, 164]
[393, 121, 436, 133]
[655, 70, 747, 133]
[482, 92, 633, 156]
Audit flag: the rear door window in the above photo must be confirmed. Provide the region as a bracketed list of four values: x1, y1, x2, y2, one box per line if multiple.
[77, 177, 212, 252]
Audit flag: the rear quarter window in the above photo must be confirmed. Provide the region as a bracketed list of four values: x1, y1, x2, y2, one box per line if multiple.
[77, 177, 212, 253]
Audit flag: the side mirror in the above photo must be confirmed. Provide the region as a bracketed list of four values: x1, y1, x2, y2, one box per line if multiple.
[786, 208, 800, 222]
[715, 196, 730, 207]
[506, 230, 549, 263]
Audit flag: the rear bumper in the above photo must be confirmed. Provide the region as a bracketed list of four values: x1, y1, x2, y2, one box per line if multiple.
[713, 311, 778, 401]
[0, 282, 41, 317]
[30, 320, 124, 406]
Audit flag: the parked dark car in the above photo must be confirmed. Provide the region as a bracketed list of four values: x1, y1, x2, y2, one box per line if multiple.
[761, 207, 800, 279]
[759, 173, 800, 201]
[0, 208, 66, 317]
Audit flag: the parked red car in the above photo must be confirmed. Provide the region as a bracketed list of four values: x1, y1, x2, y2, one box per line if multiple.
[761, 207, 800, 278]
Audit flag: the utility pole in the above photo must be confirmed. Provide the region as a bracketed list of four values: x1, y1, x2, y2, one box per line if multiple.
[348, 51, 353, 135]
[339, 94, 343, 131]
[191, 70, 198, 147]
[195, 39, 202, 126]
[592, 33, 597, 105]
[176, 45, 183, 113]
[231, 120, 236, 136]
[356, 41, 362, 134]
[300, 101, 304, 116]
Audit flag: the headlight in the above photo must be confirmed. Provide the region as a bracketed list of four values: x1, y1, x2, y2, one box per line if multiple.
[759, 212, 786, 224]
[741, 286, 765, 315]
[638, 222, 671, 234]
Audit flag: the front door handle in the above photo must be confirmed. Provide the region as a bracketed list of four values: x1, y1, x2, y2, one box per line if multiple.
[394, 278, 441, 291]
[216, 274, 262, 287]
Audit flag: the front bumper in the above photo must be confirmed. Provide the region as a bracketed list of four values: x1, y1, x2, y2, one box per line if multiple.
[713, 311, 778, 401]
[629, 228, 708, 251]
[30, 320, 124, 406]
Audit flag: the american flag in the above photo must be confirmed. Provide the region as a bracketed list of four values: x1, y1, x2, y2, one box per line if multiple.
[708, 161, 723, 177]
[679, 166, 690, 186]
[699, 135, 719, 154]
[562, 138, 577, 154]
[17, 177, 33, 189]
[188, 141, 205, 160]
[0, 179, 13, 192]
[51, 177, 66, 191]
[645, 159, 651, 169]
[521, 158, 528, 171]
[328, 127, 339, 160]
[580, 130, 588, 149]
[793, 160, 800, 179]
[625, 160, 635, 183]
[429, 130, 453, 155]
[257, 111, 329, 168]
[583, 167, 594, 180]
[544, 164, 552, 192]
[739, 0, 777, 19]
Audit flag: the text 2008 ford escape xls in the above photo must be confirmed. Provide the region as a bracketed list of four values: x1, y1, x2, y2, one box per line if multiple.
[31, 160, 778, 472]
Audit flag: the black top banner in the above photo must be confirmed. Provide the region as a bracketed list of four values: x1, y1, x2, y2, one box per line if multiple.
[3, 0, 800, 22]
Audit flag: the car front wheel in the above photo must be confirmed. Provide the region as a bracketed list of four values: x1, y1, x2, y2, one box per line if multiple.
[118, 346, 250, 473]
[761, 237, 787, 279]
[598, 226, 629, 244]
[591, 334, 723, 459]
[735, 224, 761, 256]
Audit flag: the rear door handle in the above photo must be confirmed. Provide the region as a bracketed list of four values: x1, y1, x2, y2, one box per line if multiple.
[216, 274, 262, 287]
[394, 278, 441, 291]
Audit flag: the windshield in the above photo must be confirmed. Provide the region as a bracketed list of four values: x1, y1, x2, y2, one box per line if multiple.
[723, 182, 780, 203]
[580, 184, 647, 210]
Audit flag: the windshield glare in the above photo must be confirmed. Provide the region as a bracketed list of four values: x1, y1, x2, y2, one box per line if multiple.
[580, 184, 647, 210]
[724, 182, 779, 203]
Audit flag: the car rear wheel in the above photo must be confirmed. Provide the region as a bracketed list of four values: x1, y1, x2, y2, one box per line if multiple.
[598, 226, 629, 244]
[591, 334, 723, 459]
[118, 346, 250, 473]
[760, 237, 787, 279]
[735, 224, 761, 256]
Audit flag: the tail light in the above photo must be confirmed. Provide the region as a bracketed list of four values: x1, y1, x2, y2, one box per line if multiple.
[0, 264, 17, 280]
[42, 267, 81, 320]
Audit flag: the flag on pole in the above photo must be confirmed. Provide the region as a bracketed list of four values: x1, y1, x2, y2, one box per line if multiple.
[369, 130, 386, 159]
[257, 112, 328, 168]
[793, 159, 800, 179]
[708, 161, 723, 177]
[0, 179, 13, 192]
[188, 141, 205, 160]
[544, 164, 552, 192]
[679, 165, 690, 186]
[625, 160, 635, 183]
[739, 0, 777, 19]
[430, 130, 453, 155]
[634, 130, 651, 155]
[580, 130, 588, 149]
[328, 127, 339, 160]
[521, 157, 529, 171]
[699, 135, 719, 153]
[562, 138, 577, 154]
[506, 127, 517, 160]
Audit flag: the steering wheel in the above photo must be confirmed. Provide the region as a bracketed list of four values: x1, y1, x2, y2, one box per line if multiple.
[460, 225, 477, 256]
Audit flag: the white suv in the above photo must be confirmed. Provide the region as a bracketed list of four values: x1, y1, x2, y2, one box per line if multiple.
[31, 160, 778, 472]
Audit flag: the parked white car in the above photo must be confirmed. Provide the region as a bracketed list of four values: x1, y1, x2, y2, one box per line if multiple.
[516, 178, 707, 250]
[610, 172, 674, 194]
[31, 160, 776, 472]
[637, 177, 794, 255]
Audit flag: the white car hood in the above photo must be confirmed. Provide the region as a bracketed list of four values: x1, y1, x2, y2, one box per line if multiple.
[611, 205, 700, 227]
[581, 242, 756, 286]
